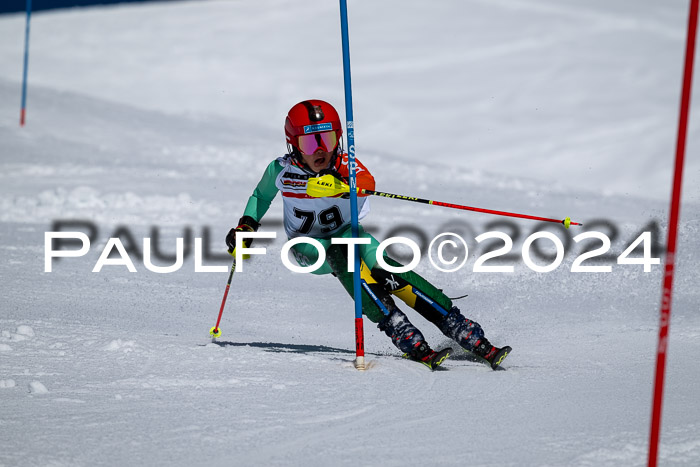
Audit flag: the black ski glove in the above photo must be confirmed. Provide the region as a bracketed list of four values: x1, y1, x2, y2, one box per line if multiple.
[226, 215, 260, 254]
[318, 168, 348, 184]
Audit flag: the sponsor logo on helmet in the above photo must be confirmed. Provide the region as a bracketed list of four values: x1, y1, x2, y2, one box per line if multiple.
[304, 123, 333, 134]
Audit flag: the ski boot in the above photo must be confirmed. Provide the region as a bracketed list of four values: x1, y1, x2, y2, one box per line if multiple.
[403, 341, 451, 371]
[438, 306, 511, 370]
[378, 309, 451, 370]
[472, 338, 512, 370]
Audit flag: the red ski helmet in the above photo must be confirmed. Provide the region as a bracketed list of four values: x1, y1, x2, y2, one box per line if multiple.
[285, 100, 343, 156]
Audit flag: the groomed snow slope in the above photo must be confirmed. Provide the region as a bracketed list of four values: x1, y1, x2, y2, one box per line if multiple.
[1, 1, 699, 466]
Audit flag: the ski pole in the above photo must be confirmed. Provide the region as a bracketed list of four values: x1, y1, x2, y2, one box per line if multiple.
[307, 174, 582, 228]
[209, 250, 237, 341]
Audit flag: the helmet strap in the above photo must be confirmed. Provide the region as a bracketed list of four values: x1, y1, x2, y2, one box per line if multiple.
[288, 142, 316, 175]
[328, 144, 340, 170]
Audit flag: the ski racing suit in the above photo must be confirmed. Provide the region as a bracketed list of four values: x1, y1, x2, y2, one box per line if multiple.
[239, 153, 490, 357]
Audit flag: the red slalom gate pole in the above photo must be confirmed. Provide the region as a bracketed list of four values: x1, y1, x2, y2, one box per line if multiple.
[648, 1, 698, 465]
[354, 317, 364, 360]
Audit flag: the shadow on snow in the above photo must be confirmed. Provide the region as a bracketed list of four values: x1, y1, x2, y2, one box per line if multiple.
[212, 340, 357, 355]
[210, 341, 500, 370]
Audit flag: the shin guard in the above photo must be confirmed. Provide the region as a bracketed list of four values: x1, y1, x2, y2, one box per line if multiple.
[377, 309, 425, 355]
[438, 307, 485, 352]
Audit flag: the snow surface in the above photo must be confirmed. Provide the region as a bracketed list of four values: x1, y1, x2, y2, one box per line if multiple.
[1, 0, 699, 466]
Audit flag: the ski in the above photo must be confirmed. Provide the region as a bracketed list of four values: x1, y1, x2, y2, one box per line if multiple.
[403, 347, 452, 371]
[488, 346, 511, 370]
[449, 345, 512, 370]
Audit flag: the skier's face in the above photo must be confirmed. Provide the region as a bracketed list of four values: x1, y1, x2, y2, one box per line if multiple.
[300, 149, 333, 173]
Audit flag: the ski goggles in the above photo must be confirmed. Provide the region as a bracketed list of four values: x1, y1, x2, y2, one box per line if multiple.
[296, 130, 339, 155]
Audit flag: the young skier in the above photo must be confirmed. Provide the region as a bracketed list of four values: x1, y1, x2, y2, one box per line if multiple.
[226, 99, 511, 370]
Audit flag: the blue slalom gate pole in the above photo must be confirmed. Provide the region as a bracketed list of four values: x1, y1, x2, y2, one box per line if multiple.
[339, 0, 366, 370]
[20, 0, 32, 126]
